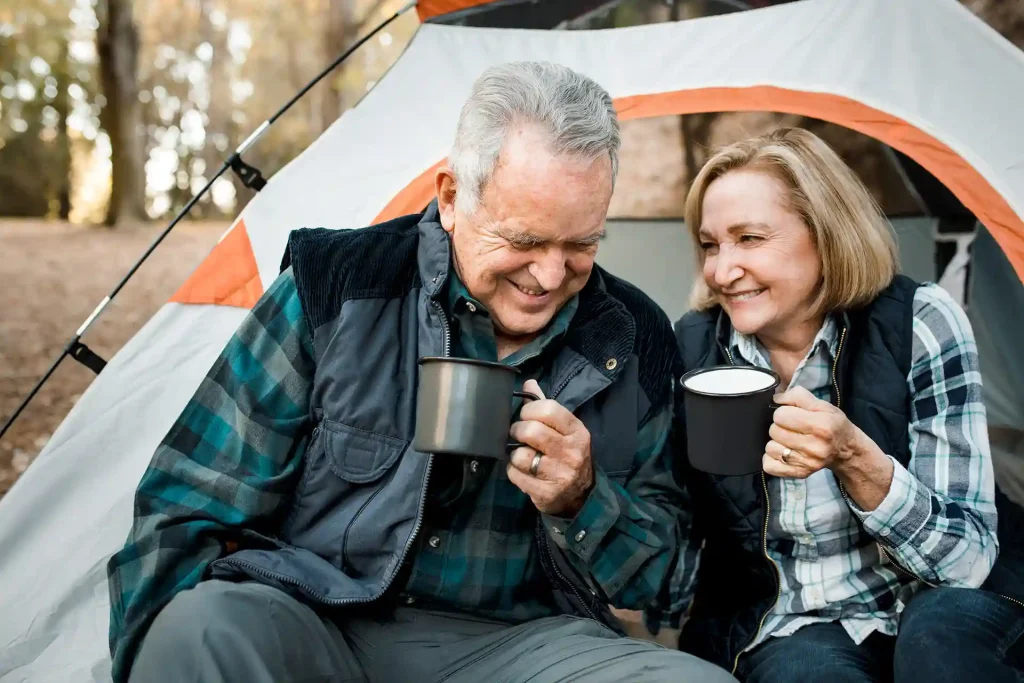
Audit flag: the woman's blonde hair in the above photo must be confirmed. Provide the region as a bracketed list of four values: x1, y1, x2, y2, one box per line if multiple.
[684, 127, 898, 315]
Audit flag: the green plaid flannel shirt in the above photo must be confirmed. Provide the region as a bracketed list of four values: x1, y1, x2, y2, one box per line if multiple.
[108, 266, 682, 682]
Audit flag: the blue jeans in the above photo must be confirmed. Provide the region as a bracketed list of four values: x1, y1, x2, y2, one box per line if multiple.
[736, 587, 1024, 682]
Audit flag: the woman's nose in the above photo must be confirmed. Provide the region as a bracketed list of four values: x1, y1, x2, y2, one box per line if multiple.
[713, 246, 744, 287]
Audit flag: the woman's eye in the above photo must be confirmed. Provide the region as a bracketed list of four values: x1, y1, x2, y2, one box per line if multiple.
[700, 242, 715, 251]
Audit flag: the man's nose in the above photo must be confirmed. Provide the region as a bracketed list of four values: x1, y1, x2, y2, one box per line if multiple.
[529, 249, 567, 292]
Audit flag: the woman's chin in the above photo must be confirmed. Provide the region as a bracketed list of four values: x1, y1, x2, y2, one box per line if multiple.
[724, 307, 770, 336]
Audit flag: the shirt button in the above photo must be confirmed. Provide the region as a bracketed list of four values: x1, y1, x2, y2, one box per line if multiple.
[405, 595, 416, 605]
[428, 535, 441, 548]
[793, 488, 805, 501]
[466, 302, 477, 313]
[551, 526, 563, 535]
[470, 459, 479, 473]
[574, 530, 587, 542]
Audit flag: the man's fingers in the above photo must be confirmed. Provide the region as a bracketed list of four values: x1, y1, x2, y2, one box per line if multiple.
[508, 446, 536, 474]
[519, 398, 579, 436]
[522, 378, 546, 401]
[507, 461, 556, 500]
[510, 420, 561, 458]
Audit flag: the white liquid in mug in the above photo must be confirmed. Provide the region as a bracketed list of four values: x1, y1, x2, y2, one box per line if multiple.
[683, 367, 776, 395]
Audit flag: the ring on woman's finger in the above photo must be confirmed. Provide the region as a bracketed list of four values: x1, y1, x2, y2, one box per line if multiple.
[530, 452, 543, 476]
[781, 447, 793, 464]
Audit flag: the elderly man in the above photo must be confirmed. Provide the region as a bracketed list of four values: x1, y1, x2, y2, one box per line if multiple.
[106, 62, 734, 683]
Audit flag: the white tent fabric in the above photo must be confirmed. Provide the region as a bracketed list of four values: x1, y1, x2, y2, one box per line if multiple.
[1, 0, 1022, 680]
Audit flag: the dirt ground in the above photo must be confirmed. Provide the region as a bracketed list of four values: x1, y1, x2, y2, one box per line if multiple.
[0, 219, 227, 497]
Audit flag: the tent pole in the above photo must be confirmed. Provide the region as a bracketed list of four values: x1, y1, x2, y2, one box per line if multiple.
[0, 1, 417, 445]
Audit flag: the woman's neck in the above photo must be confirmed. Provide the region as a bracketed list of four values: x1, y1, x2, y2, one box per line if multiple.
[755, 315, 825, 387]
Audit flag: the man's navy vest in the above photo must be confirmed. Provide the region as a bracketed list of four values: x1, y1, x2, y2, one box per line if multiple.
[206, 203, 681, 633]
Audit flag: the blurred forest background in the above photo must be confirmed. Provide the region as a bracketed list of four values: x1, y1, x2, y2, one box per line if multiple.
[1, 0, 1022, 495]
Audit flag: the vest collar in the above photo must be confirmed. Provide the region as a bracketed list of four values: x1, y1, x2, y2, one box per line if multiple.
[416, 199, 451, 300]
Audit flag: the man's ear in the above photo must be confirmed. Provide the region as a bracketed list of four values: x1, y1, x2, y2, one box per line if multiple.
[435, 166, 457, 234]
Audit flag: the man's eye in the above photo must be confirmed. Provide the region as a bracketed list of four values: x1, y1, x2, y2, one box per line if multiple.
[740, 234, 763, 243]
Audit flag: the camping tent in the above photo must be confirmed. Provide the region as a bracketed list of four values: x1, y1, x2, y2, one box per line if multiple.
[2, 0, 1023, 680]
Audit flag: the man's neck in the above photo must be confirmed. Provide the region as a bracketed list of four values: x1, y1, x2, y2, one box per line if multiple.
[496, 333, 539, 361]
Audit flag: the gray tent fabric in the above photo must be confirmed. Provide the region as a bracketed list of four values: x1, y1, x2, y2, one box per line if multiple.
[969, 225, 1024, 506]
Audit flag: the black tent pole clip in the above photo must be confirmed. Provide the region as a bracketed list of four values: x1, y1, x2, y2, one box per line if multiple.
[227, 152, 267, 191]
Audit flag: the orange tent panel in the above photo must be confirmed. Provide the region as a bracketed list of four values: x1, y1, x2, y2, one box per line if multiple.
[170, 219, 263, 308]
[416, 0, 497, 22]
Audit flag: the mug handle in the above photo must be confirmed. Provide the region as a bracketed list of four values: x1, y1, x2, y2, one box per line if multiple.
[506, 390, 541, 451]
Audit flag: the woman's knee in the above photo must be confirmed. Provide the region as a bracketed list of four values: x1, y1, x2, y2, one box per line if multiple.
[895, 586, 1022, 676]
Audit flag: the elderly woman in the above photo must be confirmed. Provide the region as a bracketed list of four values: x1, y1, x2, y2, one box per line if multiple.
[656, 128, 1024, 682]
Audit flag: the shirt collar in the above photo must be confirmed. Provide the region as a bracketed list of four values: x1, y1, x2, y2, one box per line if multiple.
[730, 311, 841, 369]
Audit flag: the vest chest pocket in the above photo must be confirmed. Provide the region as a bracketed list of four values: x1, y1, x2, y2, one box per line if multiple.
[323, 420, 407, 483]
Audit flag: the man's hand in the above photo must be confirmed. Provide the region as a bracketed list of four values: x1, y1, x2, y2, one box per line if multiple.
[507, 379, 595, 517]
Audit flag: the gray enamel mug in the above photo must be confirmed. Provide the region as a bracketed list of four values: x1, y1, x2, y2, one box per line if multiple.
[414, 357, 539, 460]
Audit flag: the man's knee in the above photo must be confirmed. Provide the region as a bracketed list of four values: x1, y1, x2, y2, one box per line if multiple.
[139, 581, 242, 653]
[130, 580, 296, 680]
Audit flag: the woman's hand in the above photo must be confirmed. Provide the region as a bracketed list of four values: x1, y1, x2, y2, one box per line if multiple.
[763, 386, 868, 479]
[763, 386, 893, 510]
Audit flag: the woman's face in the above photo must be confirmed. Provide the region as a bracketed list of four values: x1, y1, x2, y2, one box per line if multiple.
[698, 169, 823, 343]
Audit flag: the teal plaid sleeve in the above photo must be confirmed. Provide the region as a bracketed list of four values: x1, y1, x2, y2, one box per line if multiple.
[544, 377, 691, 610]
[846, 283, 998, 586]
[106, 267, 315, 683]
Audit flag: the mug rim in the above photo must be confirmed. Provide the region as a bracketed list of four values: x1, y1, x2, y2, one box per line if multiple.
[418, 356, 519, 372]
[679, 365, 780, 398]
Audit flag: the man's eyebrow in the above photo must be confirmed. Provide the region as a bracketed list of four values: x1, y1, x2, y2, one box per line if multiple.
[573, 228, 606, 245]
[496, 226, 606, 246]
[499, 227, 545, 245]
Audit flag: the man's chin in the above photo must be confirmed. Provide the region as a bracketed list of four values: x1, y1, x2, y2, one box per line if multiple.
[493, 312, 555, 340]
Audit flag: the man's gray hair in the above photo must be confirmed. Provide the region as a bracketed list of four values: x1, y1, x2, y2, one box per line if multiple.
[449, 61, 621, 213]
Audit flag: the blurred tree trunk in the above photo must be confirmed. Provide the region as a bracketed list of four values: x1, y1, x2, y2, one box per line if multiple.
[97, 0, 146, 226]
[54, 36, 72, 220]
[681, 113, 717, 187]
[320, 0, 353, 131]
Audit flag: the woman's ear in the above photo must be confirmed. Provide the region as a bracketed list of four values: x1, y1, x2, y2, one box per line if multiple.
[435, 166, 457, 234]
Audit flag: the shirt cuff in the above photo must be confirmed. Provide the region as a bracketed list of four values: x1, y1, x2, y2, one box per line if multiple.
[542, 470, 621, 563]
[846, 455, 931, 548]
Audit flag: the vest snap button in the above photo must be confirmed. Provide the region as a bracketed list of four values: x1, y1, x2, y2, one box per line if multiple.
[605, 358, 618, 371]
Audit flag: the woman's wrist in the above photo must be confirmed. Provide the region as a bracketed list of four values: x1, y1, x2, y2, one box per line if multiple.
[831, 430, 894, 511]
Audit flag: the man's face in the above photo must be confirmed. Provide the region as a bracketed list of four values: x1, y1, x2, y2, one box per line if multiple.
[436, 125, 613, 344]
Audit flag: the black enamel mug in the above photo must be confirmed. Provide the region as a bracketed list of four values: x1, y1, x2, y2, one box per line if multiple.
[413, 357, 539, 460]
[680, 365, 781, 476]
